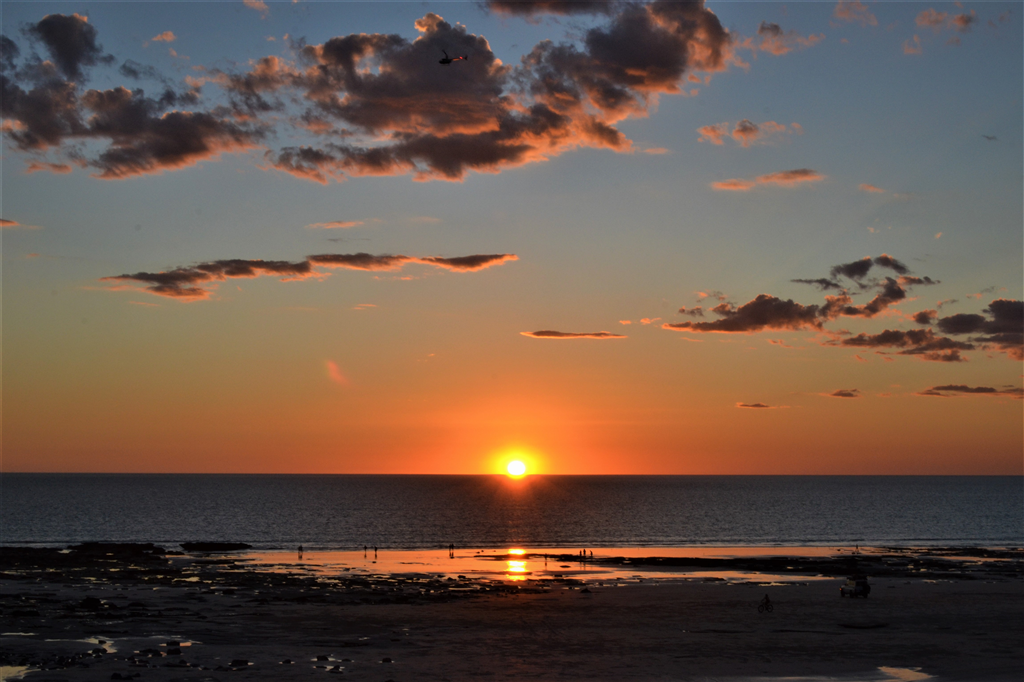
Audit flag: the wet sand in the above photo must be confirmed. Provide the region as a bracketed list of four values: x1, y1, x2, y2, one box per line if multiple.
[2, 545, 1021, 681]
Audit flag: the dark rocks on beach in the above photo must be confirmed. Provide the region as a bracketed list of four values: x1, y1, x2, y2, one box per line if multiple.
[181, 542, 253, 552]
[230, 658, 250, 667]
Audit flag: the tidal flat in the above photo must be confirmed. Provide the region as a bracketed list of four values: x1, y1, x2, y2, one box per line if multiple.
[2, 544, 1022, 681]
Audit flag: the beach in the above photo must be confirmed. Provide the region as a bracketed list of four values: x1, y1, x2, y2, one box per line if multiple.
[1, 545, 1022, 681]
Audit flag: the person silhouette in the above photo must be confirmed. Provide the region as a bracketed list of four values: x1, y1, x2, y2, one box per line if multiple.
[297, 545, 304, 560]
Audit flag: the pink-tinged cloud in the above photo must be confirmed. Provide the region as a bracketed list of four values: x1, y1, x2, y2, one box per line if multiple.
[414, 254, 519, 271]
[643, 147, 669, 155]
[754, 22, 824, 56]
[1, 219, 21, 229]
[699, 120, 796, 147]
[103, 252, 518, 299]
[150, 31, 176, 43]
[520, 330, 627, 339]
[306, 220, 364, 229]
[903, 36, 923, 55]
[326, 360, 349, 385]
[713, 168, 824, 191]
[243, 0, 270, 17]
[829, 389, 861, 398]
[916, 9, 948, 28]
[916, 385, 1023, 399]
[26, 161, 74, 174]
[833, 1, 877, 27]
[859, 183, 885, 193]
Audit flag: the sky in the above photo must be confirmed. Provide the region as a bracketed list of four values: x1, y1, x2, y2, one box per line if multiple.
[2, 1, 1021, 475]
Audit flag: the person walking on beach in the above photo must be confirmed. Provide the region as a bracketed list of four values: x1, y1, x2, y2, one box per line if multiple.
[297, 545, 303, 560]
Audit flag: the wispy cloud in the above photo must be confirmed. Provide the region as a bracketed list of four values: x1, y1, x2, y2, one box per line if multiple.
[916, 384, 1023, 399]
[520, 330, 627, 339]
[102, 252, 518, 300]
[859, 183, 885, 193]
[712, 168, 824, 191]
[306, 220, 364, 229]
[698, 120, 799, 147]
[833, 1, 877, 27]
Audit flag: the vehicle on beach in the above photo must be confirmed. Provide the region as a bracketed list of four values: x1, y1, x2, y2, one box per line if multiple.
[840, 575, 871, 598]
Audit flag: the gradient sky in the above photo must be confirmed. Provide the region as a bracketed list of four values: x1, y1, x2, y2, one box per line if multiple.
[2, 1, 1021, 475]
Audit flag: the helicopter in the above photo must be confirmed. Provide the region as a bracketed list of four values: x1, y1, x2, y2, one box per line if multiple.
[439, 50, 467, 65]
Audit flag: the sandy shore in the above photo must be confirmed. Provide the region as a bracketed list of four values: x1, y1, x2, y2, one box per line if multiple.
[2, 545, 1021, 681]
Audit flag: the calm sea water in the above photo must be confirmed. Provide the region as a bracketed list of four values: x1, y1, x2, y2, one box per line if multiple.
[2, 475, 1021, 550]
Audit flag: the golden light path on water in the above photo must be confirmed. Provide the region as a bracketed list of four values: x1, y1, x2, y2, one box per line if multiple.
[238, 546, 850, 584]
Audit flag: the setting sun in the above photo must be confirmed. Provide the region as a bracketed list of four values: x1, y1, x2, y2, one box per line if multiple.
[506, 460, 527, 477]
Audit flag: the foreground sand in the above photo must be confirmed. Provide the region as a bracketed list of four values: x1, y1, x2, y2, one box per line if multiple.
[2, 546, 1022, 681]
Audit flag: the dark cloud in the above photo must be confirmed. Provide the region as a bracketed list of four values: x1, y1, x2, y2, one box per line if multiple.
[829, 389, 861, 398]
[520, 330, 627, 339]
[484, 1, 617, 16]
[791, 277, 844, 291]
[736, 402, 774, 409]
[898, 275, 938, 286]
[917, 385, 1023, 398]
[1, 35, 19, 72]
[24, 14, 114, 81]
[663, 295, 824, 333]
[104, 252, 518, 299]
[913, 309, 937, 325]
[677, 306, 704, 317]
[6, 6, 736, 182]
[937, 299, 1023, 360]
[753, 22, 823, 56]
[837, 328, 973, 362]
[829, 253, 909, 283]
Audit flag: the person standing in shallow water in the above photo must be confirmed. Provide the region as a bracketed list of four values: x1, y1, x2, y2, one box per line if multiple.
[297, 545, 303, 560]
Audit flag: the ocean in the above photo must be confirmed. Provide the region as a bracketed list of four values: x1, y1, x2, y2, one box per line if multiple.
[2, 474, 1020, 550]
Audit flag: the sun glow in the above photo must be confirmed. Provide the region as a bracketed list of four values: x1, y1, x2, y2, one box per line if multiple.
[506, 460, 527, 477]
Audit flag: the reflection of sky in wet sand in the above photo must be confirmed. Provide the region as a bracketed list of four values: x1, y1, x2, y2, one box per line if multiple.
[235, 546, 848, 583]
[731, 668, 931, 682]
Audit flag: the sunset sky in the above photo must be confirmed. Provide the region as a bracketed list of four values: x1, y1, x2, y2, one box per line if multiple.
[2, 1, 1021, 475]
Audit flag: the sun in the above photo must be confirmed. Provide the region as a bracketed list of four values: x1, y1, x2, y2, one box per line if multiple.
[506, 460, 527, 477]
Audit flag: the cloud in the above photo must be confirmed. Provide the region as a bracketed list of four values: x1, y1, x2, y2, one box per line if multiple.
[918, 8, 976, 33]
[664, 295, 825, 333]
[936, 298, 1023, 360]
[712, 168, 824, 190]
[326, 360, 349, 385]
[243, 0, 270, 18]
[484, 1, 617, 16]
[753, 22, 824, 56]
[736, 402, 781, 409]
[903, 36, 923, 55]
[5, 5, 739, 183]
[859, 183, 885, 193]
[833, 1, 877, 27]
[24, 13, 115, 80]
[916, 385, 1023, 399]
[306, 220, 364, 229]
[916, 9, 948, 29]
[698, 120, 797, 147]
[520, 330, 627, 339]
[677, 306, 704, 317]
[913, 309, 937, 325]
[829, 389, 861, 398]
[150, 31, 176, 43]
[103, 252, 518, 299]
[835, 328, 974, 362]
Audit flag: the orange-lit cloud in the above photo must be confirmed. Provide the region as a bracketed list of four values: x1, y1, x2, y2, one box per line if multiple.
[306, 220, 364, 229]
[712, 168, 824, 190]
[699, 120, 797, 147]
[326, 360, 349, 385]
[484, 1, 618, 16]
[903, 35, 923, 55]
[102, 252, 518, 299]
[859, 183, 885, 193]
[753, 22, 824, 55]
[936, 299, 1023, 360]
[520, 330, 627, 339]
[150, 31, 176, 43]
[834, 328, 973, 363]
[243, 0, 270, 18]
[833, 1, 877, 27]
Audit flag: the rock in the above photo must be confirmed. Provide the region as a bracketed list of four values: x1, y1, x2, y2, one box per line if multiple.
[381, 657, 392, 663]
[316, 654, 330, 661]
[230, 658, 250, 666]
[79, 597, 103, 610]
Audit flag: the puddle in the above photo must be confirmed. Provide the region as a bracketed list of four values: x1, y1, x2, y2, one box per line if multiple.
[0, 665, 34, 680]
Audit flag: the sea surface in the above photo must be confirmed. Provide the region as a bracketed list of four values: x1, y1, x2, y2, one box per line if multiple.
[2, 474, 1021, 550]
